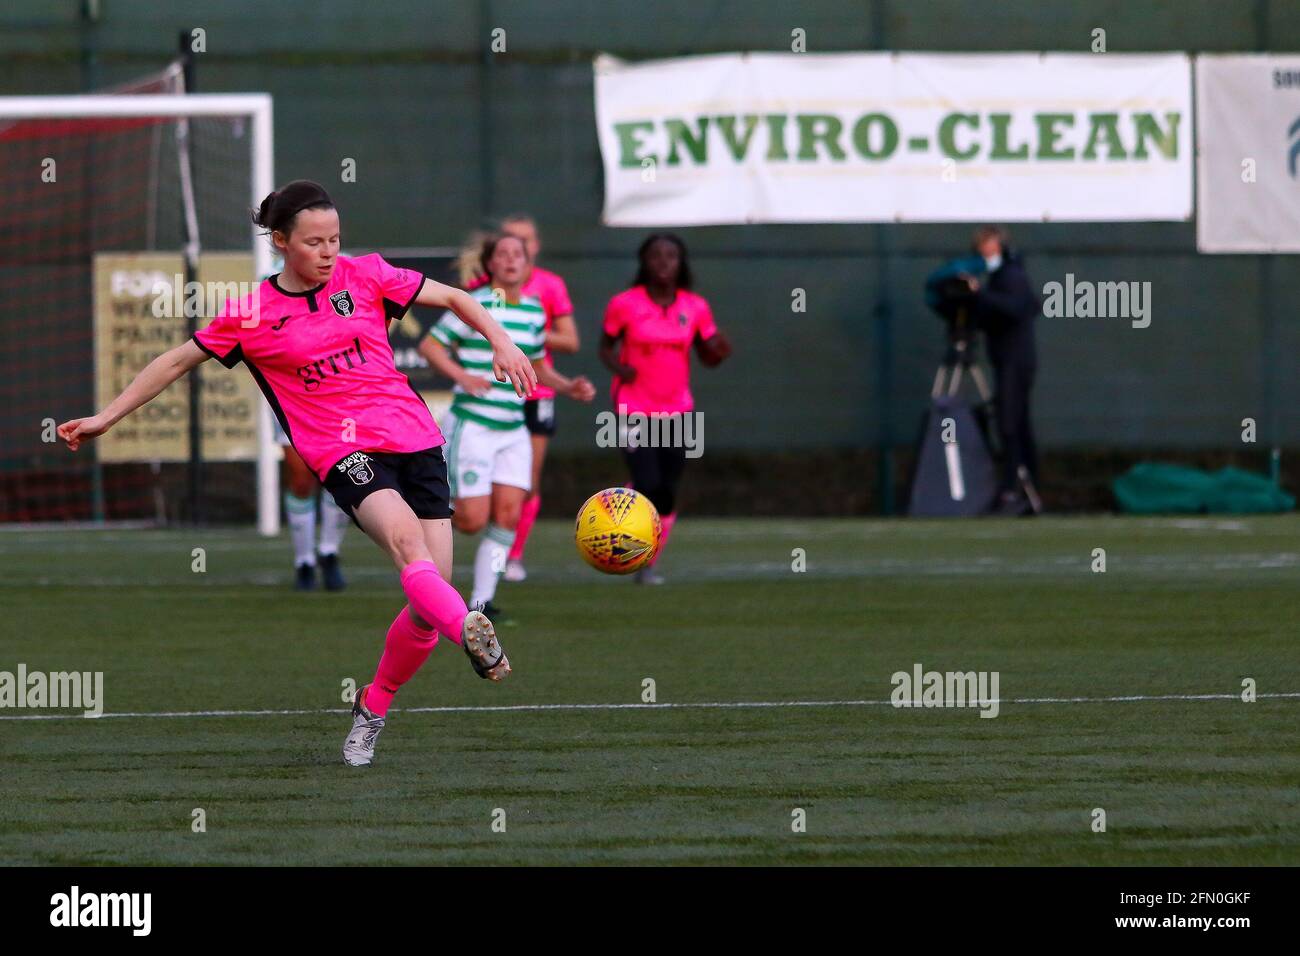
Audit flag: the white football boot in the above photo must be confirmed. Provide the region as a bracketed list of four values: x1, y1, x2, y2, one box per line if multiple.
[342, 685, 385, 767]
[503, 559, 527, 582]
[463, 608, 511, 681]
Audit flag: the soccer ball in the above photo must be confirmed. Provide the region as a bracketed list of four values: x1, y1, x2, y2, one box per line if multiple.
[574, 487, 661, 574]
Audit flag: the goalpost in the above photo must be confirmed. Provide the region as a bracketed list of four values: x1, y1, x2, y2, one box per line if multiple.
[0, 93, 280, 535]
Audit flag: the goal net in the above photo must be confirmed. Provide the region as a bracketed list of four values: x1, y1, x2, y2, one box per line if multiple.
[0, 81, 277, 533]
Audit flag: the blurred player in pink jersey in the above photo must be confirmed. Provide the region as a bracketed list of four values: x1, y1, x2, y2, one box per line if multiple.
[599, 234, 732, 584]
[57, 180, 538, 767]
[459, 215, 579, 584]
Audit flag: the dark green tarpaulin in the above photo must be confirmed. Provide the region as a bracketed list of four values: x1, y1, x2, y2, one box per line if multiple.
[1113, 463, 1295, 514]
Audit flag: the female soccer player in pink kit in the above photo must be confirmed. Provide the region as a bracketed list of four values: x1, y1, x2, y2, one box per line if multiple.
[57, 180, 537, 767]
[599, 234, 731, 584]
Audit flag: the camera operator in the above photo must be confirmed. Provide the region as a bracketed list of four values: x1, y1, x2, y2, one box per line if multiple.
[925, 225, 1041, 515]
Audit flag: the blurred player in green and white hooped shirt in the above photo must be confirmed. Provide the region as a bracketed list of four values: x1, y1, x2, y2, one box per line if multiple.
[419, 231, 595, 618]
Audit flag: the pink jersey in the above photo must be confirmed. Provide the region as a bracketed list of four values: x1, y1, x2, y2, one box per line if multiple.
[468, 265, 572, 399]
[602, 285, 717, 415]
[193, 253, 441, 481]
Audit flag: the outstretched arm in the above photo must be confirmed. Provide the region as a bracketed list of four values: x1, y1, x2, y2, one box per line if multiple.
[414, 279, 537, 397]
[546, 313, 580, 354]
[417, 336, 493, 397]
[57, 339, 209, 451]
[533, 360, 595, 402]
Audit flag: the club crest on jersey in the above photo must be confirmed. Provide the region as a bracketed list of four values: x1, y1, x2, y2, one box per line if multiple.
[336, 451, 374, 486]
[329, 290, 356, 317]
[678, 312, 688, 326]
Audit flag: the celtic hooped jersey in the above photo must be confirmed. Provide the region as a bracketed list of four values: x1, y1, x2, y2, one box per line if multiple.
[430, 287, 546, 430]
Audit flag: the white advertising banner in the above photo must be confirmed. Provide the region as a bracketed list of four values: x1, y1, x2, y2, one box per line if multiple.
[1196, 55, 1300, 253]
[595, 52, 1193, 225]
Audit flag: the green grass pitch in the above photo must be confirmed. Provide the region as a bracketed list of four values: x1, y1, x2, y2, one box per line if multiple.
[1, 514, 1297, 865]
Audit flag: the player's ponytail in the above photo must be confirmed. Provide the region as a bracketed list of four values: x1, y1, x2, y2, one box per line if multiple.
[456, 228, 493, 288]
[251, 180, 335, 237]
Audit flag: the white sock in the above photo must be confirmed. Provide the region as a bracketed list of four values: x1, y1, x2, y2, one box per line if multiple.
[318, 491, 348, 557]
[470, 523, 515, 608]
[285, 492, 316, 566]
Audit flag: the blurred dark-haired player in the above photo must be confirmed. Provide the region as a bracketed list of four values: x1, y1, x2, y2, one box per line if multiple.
[598, 234, 731, 584]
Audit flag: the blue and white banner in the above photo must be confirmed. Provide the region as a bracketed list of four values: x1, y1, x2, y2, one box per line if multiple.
[1196, 55, 1300, 253]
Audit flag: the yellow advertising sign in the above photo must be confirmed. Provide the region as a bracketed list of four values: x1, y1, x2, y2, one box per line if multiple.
[93, 253, 259, 463]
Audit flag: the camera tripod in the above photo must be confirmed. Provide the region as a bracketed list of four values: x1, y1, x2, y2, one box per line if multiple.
[930, 309, 1042, 515]
[931, 312, 994, 406]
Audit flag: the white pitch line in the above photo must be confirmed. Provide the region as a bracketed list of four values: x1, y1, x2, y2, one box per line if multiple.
[1, 691, 1297, 721]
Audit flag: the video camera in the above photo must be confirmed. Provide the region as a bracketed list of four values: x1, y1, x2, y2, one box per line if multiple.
[929, 275, 977, 323]
[924, 254, 987, 345]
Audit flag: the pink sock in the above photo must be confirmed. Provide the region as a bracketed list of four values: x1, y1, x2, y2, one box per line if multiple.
[649, 512, 676, 567]
[399, 559, 468, 646]
[364, 607, 438, 717]
[509, 494, 542, 561]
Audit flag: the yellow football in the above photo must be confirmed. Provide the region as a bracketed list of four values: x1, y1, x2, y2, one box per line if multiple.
[574, 487, 661, 574]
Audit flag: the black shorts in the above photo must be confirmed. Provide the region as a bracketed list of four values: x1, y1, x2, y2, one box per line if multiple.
[523, 397, 557, 437]
[622, 443, 688, 516]
[322, 446, 453, 529]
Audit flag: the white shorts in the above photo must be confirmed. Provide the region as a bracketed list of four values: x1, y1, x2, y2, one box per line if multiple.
[442, 412, 532, 499]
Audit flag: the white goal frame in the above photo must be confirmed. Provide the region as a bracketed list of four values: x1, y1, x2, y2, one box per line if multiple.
[0, 94, 280, 535]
